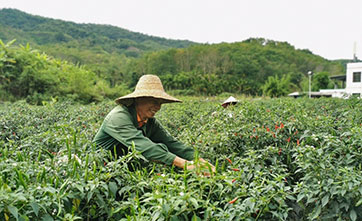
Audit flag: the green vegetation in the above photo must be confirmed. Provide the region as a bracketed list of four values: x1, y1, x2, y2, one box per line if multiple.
[0, 9, 352, 100]
[130, 39, 344, 96]
[1, 97, 361, 220]
[0, 40, 129, 104]
[0, 9, 194, 54]
[0, 8, 195, 88]
[0, 38, 346, 102]
[1, 7, 361, 221]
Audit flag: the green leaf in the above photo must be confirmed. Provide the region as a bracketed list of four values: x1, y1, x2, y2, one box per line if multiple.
[356, 198, 362, 207]
[152, 211, 161, 221]
[174, 199, 184, 208]
[350, 209, 357, 221]
[321, 194, 329, 207]
[297, 193, 305, 202]
[162, 204, 170, 214]
[87, 191, 94, 202]
[7, 205, 18, 220]
[286, 194, 296, 200]
[341, 189, 346, 196]
[42, 214, 54, 221]
[108, 182, 118, 197]
[320, 163, 325, 169]
[310, 205, 321, 220]
[191, 214, 202, 221]
[19, 214, 29, 221]
[30, 202, 40, 217]
[245, 197, 255, 210]
[170, 215, 181, 221]
[307, 197, 317, 204]
[189, 197, 199, 208]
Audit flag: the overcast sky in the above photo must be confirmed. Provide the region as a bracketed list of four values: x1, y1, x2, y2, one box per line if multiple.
[1, 0, 362, 60]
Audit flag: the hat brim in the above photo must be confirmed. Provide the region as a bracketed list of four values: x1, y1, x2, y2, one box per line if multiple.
[115, 90, 181, 105]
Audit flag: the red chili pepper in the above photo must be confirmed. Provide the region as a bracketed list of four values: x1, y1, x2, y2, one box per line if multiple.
[278, 148, 282, 155]
[275, 125, 279, 130]
[280, 123, 284, 129]
[232, 168, 240, 171]
[228, 197, 238, 204]
[266, 127, 270, 132]
[226, 158, 233, 164]
[297, 139, 300, 146]
[287, 137, 291, 142]
[232, 179, 236, 183]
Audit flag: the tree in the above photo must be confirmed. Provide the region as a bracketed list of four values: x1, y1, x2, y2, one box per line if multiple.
[262, 75, 294, 97]
[312, 72, 333, 91]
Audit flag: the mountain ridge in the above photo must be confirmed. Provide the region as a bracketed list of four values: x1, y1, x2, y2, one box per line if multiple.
[0, 8, 196, 56]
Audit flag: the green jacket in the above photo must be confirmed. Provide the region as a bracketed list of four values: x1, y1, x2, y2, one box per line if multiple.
[93, 105, 194, 165]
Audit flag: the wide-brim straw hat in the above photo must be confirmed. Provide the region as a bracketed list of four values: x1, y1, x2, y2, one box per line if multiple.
[115, 74, 181, 105]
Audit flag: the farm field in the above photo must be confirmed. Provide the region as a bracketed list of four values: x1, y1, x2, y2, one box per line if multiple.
[0, 97, 361, 220]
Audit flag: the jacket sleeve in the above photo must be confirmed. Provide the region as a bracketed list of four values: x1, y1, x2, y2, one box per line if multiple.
[149, 119, 195, 161]
[103, 111, 177, 165]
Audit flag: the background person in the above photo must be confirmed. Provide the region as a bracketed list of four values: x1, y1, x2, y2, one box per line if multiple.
[93, 74, 215, 175]
[221, 96, 238, 108]
[212, 96, 239, 117]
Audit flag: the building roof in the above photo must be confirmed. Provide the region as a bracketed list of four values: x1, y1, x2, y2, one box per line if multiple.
[330, 75, 346, 81]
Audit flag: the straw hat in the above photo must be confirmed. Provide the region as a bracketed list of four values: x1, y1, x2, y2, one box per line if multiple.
[115, 74, 181, 105]
[222, 96, 238, 107]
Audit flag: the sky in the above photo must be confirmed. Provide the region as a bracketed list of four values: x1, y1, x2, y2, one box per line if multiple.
[1, 0, 362, 60]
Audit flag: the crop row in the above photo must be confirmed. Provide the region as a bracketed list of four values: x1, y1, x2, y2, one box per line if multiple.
[0, 97, 361, 220]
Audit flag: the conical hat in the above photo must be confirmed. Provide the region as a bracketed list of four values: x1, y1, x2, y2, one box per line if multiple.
[115, 75, 181, 105]
[222, 96, 238, 105]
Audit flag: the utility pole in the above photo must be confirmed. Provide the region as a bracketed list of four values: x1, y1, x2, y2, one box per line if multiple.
[308, 71, 313, 98]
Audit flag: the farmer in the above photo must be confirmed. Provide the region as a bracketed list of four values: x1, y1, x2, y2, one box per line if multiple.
[93, 74, 215, 175]
[212, 96, 239, 117]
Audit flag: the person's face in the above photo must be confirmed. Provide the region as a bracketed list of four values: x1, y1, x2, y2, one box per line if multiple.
[135, 97, 162, 120]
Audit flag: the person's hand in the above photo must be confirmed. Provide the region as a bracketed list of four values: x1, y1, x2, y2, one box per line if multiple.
[186, 158, 215, 177]
[199, 158, 216, 173]
[173, 156, 215, 177]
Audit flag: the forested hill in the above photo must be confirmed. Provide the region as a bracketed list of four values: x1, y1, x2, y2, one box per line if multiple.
[0, 8, 196, 56]
[0, 8, 197, 86]
[127, 39, 346, 96]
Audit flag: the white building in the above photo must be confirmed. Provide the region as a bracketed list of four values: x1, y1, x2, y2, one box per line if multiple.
[345, 62, 362, 96]
[320, 62, 362, 98]
[289, 62, 362, 98]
